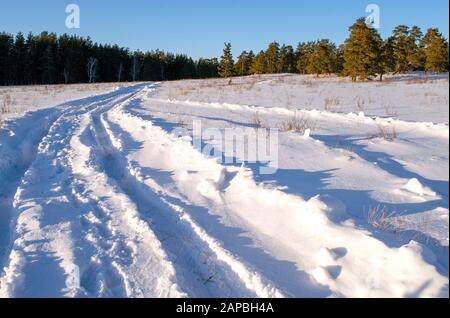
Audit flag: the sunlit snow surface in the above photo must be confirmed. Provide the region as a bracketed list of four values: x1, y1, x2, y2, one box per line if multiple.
[0, 73, 448, 298]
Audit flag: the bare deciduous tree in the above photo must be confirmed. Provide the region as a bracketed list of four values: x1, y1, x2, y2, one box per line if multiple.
[132, 56, 140, 82]
[86, 57, 98, 83]
[117, 62, 123, 82]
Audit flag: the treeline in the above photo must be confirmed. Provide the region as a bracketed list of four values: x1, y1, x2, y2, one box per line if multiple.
[0, 19, 448, 86]
[219, 18, 449, 81]
[0, 31, 219, 86]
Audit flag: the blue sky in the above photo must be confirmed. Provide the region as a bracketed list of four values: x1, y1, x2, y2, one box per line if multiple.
[1, 0, 448, 59]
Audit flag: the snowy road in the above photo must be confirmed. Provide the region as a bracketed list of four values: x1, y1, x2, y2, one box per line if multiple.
[0, 81, 448, 298]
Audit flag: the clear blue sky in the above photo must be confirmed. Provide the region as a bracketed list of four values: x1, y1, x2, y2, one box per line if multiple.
[1, 0, 448, 59]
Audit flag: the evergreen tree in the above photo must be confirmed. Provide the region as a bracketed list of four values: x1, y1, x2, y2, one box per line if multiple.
[264, 42, 280, 74]
[392, 25, 411, 72]
[197, 58, 219, 78]
[11, 32, 26, 85]
[424, 28, 449, 72]
[407, 26, 426, 71]
[295, 42, 315, 74]
[41, 45, 56, 84]
[306, 40, 337, 75]
[343, 18, 382, 81]
[278, 45, 295, 73]
[335, 44, 345, 74]
[235, 51, 254, 76]
[218, 42, 235, 78]
[0, 32, 13, 85]
[250, 51, 266, 74]
[25, 32, 37, 84]
[379, 37, 396, 81]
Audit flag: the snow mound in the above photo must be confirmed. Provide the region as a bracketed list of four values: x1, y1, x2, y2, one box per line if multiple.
[403, 178, 437, 197]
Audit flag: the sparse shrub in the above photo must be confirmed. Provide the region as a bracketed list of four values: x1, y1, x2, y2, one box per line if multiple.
[366, 205, 431, 241]
[370, 124, 398, 140]
[324, 97, 340, 111]
[251, 111, 263, 129]
[279, 112, 314, 134]
[367, 205, 400, 232]
[302, 79, 316, 88]
[356, 97, 366, 112]
[383, 102, 398, 117]
[1, 94, 12, 115]
[406, 78, 429, 85]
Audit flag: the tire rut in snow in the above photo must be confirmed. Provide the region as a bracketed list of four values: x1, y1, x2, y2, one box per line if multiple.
[0, 88, 135, 273]
[88, 106, 265, 297]
[92, 101, 287, 297]
[66, 89, 184, 297]
[0, 84, 163, 297]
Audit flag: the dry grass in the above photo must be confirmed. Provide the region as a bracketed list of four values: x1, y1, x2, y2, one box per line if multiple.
[251, 111, 263, 129]
[382, 102, 398, 117]
[406, 78, 429, 85]
[356, 97, 366, 112]
[301, 79, 317, 88]
[366, 205, 432, 242]
[1, 94, 13, 114]
[324, 97, 340, 111]
[279, 112, 315, 134]
[370, 124, 398, 141]
[0, 94, 13, 129]
[367, 205, 401, 233]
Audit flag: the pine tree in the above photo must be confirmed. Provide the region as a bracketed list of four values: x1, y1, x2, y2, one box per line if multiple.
[0, 32, 14, 85]
[343, 18, 382, 81]
[295, 42, 315, 74]
[218, 42, 235, 78]
[264, 42, 280, 74]
[250, 51, 266, 74]
[306, 40, 337, 76]
[335, 44, 345, 74]
[278, 45, 295, 73]
[392, 25, 410, 72]
[235, 51, 254, 76]
[12, 32, 26, 85]
[197, 58, 219, 78]
[379, 37, 396, 81]
[407, 26, 426, 71]
[424, 28, 449, 72]
[25, 32, 36, 84]
[42, 45, 56, 84]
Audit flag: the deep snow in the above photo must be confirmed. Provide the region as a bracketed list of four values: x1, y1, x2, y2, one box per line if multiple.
[0, 74, 448, 298]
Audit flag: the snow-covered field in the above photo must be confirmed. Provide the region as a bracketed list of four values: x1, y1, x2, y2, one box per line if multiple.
[0, 74, 448, 298]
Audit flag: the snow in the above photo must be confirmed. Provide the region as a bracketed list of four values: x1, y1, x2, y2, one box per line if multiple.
[0, 74, 448, 298]
[0, 83, 130, 119]
[404, 178, 438, 198]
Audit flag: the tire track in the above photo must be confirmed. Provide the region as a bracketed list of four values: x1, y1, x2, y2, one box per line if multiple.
[0, 84, 184, 297]
[94, 99, 285, 298]
[65, 87, 185, 298]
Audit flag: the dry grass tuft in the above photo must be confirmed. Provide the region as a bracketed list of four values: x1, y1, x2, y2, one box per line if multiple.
[367, 205, 400, 233]
[370, 124, 398, 141]
[356, 97, 366, 112]
[366, 205, 432, 242]
[324, 97, 340, 111]
[279, 112, 315, 134]
[251, 111, 263, 129]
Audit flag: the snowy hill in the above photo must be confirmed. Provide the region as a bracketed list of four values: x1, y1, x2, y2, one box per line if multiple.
[0, 74, 448, 298]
